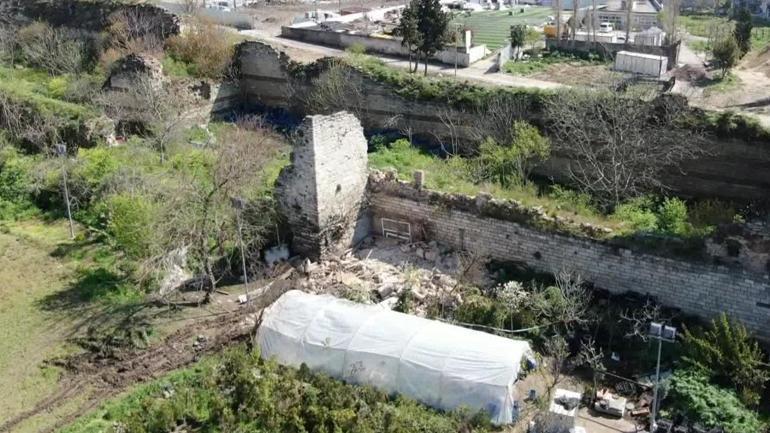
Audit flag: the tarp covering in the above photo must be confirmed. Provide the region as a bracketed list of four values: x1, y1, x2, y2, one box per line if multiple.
[256, 290, 533, 424]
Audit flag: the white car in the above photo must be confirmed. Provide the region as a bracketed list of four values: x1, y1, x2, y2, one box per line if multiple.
[599, 22, 614, 33]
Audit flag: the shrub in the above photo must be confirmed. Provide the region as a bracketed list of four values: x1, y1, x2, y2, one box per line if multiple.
[0, 148, 36, 219]
[74, 345, 494, 433]
[688, 199, 737, 230]
[658, 197, 690, 236]
[105, 193, 157, 259]
[682, 313, 769, 407]
[612, 196, 658, 232]
[165, 18, 234, 79]
[473, 121, 550, 187]
[668, 369, 764, 433]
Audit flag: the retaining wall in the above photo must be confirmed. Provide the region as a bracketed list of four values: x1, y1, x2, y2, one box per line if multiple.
[237, 41, 770, 202]
[281, 25, 486, 67]
[368, 174, 770, 340]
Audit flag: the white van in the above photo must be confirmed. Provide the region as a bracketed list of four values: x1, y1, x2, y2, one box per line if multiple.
[599, 22, 614, 33]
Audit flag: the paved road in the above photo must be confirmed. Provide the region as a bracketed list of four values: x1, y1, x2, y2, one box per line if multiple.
[239, 29, 565, 90]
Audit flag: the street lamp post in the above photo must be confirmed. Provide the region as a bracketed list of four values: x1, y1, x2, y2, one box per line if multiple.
[54, 144, 75, 240]
[231, 197, 249, 303]
[647, 322, 677, 433]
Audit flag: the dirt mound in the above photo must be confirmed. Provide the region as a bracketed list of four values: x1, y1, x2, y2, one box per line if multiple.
[743, 45, 770, 77]
[671, 64, 708, 81]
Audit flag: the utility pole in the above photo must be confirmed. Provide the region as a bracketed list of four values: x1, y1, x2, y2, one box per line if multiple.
[55, 143, 74, 240]
[454, 23, 462, 78]
[231, 197, 249, 303]
[647, 322, 677, 433]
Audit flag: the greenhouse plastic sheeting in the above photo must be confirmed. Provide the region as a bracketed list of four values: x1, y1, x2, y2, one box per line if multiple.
[256, 290, 533, 424]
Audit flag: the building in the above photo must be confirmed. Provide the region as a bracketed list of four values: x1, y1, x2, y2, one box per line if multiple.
[593, 0, 662, 31]
[733, 0, 770, 18]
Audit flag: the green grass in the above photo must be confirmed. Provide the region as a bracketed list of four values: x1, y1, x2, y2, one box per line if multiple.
[0, 219, 88, 426]
[680, 14, 770, 51]
[450, 8, 551, 50]
[503, 51, 607, 76]
[369, 140, 613, 230]
[0, 66, 96, 119]
[700, 71, 743, 95]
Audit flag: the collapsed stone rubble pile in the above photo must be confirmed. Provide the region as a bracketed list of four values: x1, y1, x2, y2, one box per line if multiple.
[293, 237, 487, 316]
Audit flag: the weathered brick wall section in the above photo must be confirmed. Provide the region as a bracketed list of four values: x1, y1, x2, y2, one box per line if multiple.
[368, 175, 770, 341]
[237, 41, 770, 202]
[276, 112, 368, 260]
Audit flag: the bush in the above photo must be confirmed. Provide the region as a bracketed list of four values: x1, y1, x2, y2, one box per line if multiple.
[668, 369, 764, 433]
[69, 345, 494, 433]
[689, 199, 738, 229]
[682, 313, 769, 407]
[613, 196, 658, 232]
[165, 18, 234, 79]
[105, 193, 157, 259]
[0, 148, 36, 219]
[473, 120, 550, 187]
[658, 197, 690, 236]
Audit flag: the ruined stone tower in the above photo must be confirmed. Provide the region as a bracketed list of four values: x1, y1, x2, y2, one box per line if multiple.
[276, 111, 369, 260]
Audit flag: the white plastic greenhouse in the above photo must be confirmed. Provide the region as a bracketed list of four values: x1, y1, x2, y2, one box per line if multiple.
[256, 290, 534, 424]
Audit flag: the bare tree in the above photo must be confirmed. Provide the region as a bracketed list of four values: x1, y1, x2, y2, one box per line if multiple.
[662, 0, 681, 44]
[469, 93, 529, 146]
[303, 60, 367, 120]
[0, 93, 64, 151]
[528, 270, 592, 331]
[542, 333, 570, 391]
[544, 90, 706, 208]
[100, 76, 191, 164]
[152, 117, 285, 301]
[620, 298, 673, 340]
[578, 337, 606, 401]
[106, 8, 168, 55]
[17, 23, 86, 75]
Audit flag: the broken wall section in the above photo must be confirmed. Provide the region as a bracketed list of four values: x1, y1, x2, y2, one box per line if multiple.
[276, 111, 369, 260]
[368, 171, 770, 341]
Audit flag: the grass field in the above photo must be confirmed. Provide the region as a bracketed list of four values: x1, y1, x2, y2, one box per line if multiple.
[450, 8, 551, 50]
[680, 14, 770, 51]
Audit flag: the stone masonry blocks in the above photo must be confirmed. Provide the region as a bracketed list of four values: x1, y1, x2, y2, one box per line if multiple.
[276, 111, 368, 260]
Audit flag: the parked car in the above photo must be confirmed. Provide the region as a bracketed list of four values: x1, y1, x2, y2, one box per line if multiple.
[599, 22, 614, 33]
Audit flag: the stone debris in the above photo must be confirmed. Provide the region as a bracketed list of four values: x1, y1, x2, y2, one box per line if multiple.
[294, 237, 476, 316]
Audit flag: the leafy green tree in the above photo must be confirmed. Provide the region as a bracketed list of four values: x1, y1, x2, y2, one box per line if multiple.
[415, 0, 450, 75]
[509, 24, 526, 61]
[733, 6, 753, 56]
[475, 120, 550, 186]
[682, 313, 769, 406]
[712, 35, 740, 78]
[395, 0, 422, 73]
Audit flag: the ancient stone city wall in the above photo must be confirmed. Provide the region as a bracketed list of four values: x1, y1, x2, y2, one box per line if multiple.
[367, 175, 770, 340]
[236, 41, 770, 202]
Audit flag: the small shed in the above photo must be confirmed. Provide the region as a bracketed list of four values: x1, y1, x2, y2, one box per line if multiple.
[257, 290, 534, 424]
[614, 51, 667, 76]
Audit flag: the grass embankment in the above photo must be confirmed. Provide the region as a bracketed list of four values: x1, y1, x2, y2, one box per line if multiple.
[369, 139, 741, 245]
[0, 218, 146, 433]
[0, 66, 99, 120]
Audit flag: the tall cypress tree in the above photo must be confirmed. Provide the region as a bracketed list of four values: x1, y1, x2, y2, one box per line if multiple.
[415, 0, 449, 76]
[733, 6, 753, 56]
[395, 1, 421, 73]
